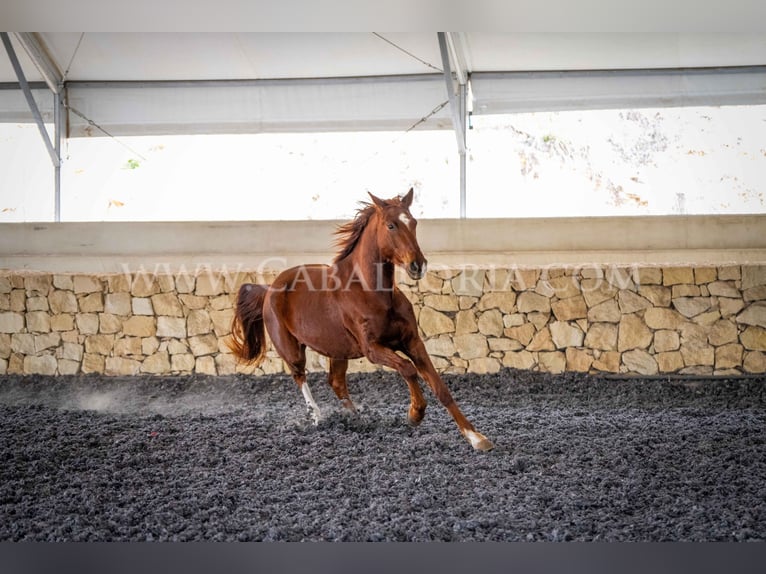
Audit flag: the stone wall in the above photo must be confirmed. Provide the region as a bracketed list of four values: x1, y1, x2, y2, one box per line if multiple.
[1, 264, 765, 377]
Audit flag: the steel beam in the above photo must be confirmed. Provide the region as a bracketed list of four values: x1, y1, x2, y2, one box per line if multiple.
[12, 33, 62, 94]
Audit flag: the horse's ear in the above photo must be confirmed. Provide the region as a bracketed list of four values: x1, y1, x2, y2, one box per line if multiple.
[368, 192, 388, 210]
[400, 187, 414, 208]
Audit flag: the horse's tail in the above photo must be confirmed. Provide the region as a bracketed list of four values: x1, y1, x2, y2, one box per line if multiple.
[228, 283, 268, 365]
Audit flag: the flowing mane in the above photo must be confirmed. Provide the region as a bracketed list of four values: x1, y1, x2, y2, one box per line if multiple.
[333, 202, 376, 263]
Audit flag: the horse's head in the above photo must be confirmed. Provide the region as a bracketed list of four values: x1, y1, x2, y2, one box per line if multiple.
[368, 188, 427, 280]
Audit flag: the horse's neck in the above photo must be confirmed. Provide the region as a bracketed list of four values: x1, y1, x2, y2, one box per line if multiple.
[337, 226, 395, 294]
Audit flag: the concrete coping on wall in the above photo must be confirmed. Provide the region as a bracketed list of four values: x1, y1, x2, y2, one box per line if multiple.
[2, 214, 766, 274]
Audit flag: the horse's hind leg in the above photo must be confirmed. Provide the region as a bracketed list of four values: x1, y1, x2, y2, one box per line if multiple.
[265, 313, 321, 424]
[328, 358, 357, 413]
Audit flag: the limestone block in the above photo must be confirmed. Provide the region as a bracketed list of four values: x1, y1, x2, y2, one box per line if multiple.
[527, 327, 555, 352]
[517, 291, 551, 314]
[157, 317, 185, 338]
[618, 314, 652, 352]
[215, 353, 237, 375]
[507, 268, 539, 291]
[584, 323, 618, 351]
[741, 265, 766, 290]
[10, 290, 25, 312]
[25, 275, 52, 295]
[503, 314, 525, 328]
[694, 267, 718, 284]
[715, 344, 743, 370]
[104, 293, 132, 316]
[424, 294, 459, 312]
[210, 309, 234, 337]
[186, 309, 212, 337]
[49, 290, 78, 314]
[195, 356, 217, 375]
[538, 351, 566, 374]
[114, 337, 142, 357]
[58, 359, 80, 375]
[418, 271, 443, 293]
[587, 299, 621, 323]
[604, 267, 635, 291]
[35, 332, 60, 353]
[73, 276, 101, 294]
[99, 313, 122, 334]
[693, 310, 721, 327]
[151, 293, 183, 317]
[644, 308, 686, 330]
[451, 269, 485, 297]
[744, 351, 766, 373]
[719, 297, 745, 318]
[638, 285, 671, 308]
[707, 319, 738, 347]
[27, 296, 49, 311]
[167, 339, 189, 355]
[468, 357, 501, 374]
[718, 266, 741, 281]
[504, 322, 536, 346]
[534, 279, 555, 298]
[418, 307, 455, 337]
[0, 333, 9, 358]
[85, 335, 114, 356]
[11, 334, 35, 355]
[707, 281, 741, 298]
[8, 353, 23, 374]
[680, 339, 715, 367]
[740, 326, 766, 351]
[592, 351, 621, 373]
[0, 294, 8, 312]
[155, 274, 174, 293]
[663, 267, 694, 286]
[634, 267, 663, 286]
[27, 312, 51, 333]
[189, 334, 219, 357]
[488, 338, 522, 352]
[657, 351, 684, 373]
[61, 342, 84, 362]
[0, 312, 24, 333]
[179, 294, 208, 310]
[0, 277, 11, 294]
[453, 333, 488, 360]
[616, 291, 651, 315]
[105, 357, 141, 376]
[50, 314, 74, 332]
[131, 275, 159, 297]
[172, 353, 196, 372]
[24, 354, 57, 375]
[672, 284, 701, 298]
[142, 336, 160, 356]
[502, 350, 536, 370]
[673, 297, 713, 319]
[106, 274, 131, 293]
[549, 321, 584, 349]
[210, 294, 235, 311]
[53, 275, 73, 290]
[425, 335, 456, 357]
[81, 353, 105, 374]
[654, 330, 680, 352]
[581, 278, 618, 308]
[122, 316, 156, 337]
[551, 296, 587, 321]
[546, 276, 581, 300]
[0, 357, 6, 374]
[744, 286, 766, 302]
[478, 291, 516, 313]
[175, 273, 196, 294]
[565, 348, 593, 372]
[529, 312, 551, 331]
[477, 309, 504, 337]
[195, 273, 225, 297]
[131, 297, 153, 316]
[736, 302, 766, 329]
[622, 349, 658, 375]
[141, 352, 171, 374]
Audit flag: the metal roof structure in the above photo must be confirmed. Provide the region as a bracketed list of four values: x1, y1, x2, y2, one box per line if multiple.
[2, 32, 766, 220]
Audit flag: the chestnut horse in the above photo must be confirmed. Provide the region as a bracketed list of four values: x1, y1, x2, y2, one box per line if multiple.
[228, 189, 493, 451]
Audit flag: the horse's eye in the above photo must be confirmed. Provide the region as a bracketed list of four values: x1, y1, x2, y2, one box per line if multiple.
[387, 222, 395, 230]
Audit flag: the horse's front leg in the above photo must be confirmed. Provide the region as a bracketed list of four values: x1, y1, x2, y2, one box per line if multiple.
[404, 338, 494, 451]
[363, 342, 427, 425]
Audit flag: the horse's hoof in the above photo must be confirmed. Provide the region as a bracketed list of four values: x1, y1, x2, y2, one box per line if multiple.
[465, 430, 494, 451]
[408, 406, 425, 426]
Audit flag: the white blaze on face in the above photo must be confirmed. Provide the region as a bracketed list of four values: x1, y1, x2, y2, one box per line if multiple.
[399, 212, 412, 227]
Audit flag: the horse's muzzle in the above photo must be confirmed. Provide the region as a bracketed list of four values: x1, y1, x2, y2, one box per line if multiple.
[407, 260, 427, 280]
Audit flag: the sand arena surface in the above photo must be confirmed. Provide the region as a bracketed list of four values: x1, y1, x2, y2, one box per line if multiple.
[1, 369, 765, 541]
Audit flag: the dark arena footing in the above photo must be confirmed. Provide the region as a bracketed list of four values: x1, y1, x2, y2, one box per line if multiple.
[1, 369, 764, 541]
